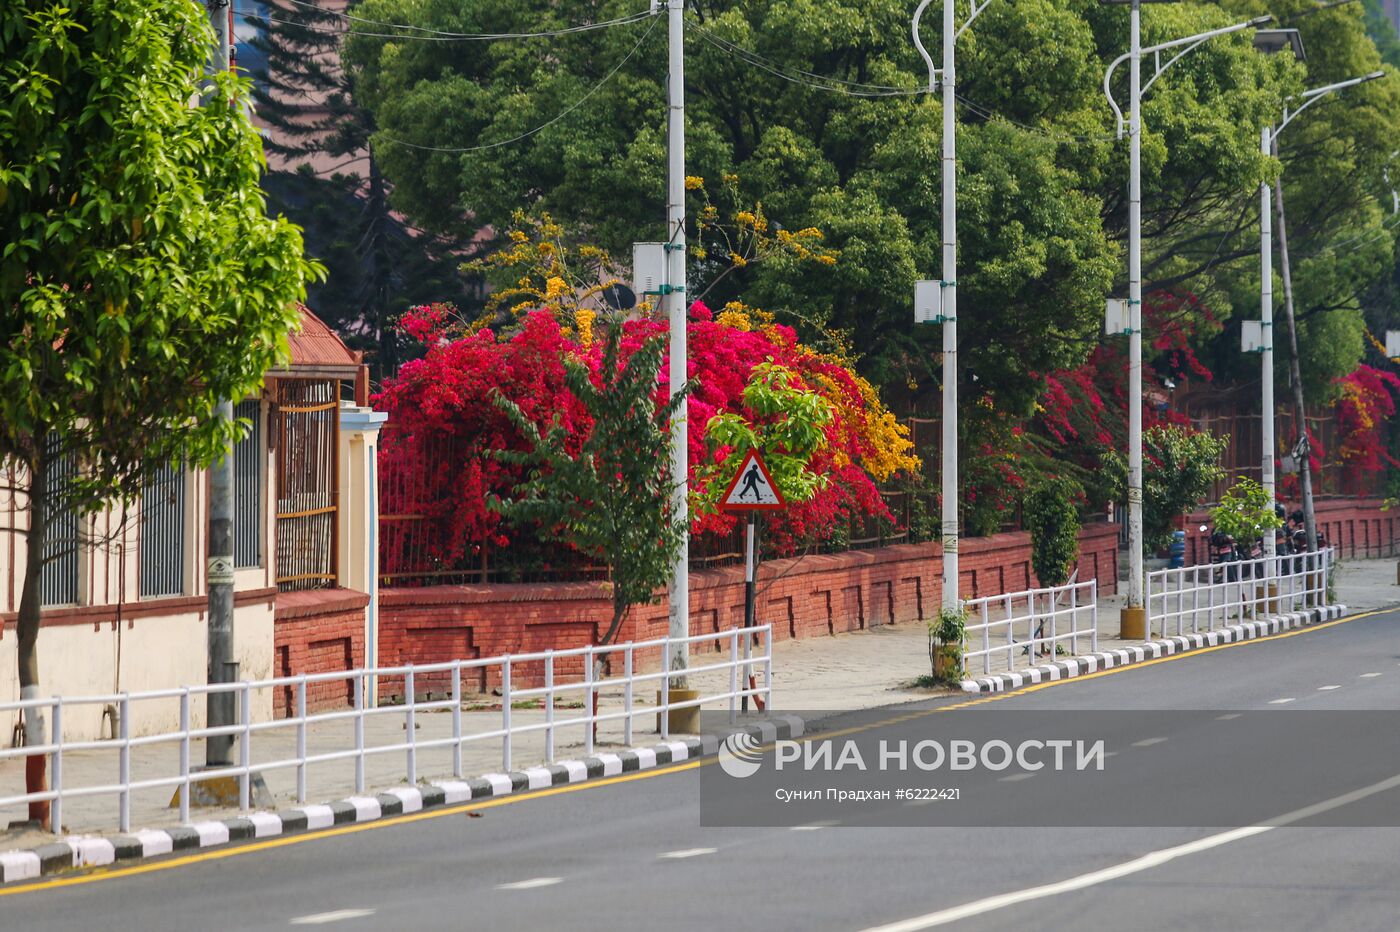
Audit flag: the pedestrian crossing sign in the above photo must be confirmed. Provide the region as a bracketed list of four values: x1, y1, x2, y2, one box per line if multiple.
[719, 450, 786, 511]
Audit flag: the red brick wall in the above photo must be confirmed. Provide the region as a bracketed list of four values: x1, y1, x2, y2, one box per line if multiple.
[273, 589, 369, 717]
[376, 522, 1120, 697]
[1181, 498, 1400, 565]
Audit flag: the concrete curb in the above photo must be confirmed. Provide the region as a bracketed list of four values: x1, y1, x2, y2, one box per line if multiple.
[959, 604, 1349, 695]
[0, 714, 805, 886]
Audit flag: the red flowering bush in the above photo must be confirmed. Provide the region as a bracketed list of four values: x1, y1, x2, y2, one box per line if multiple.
[1333, 364, 1400, 486]
[375, 302, 917, 577]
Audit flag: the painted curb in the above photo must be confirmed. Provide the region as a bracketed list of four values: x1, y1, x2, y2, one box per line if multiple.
[959, 604, 1349, 695]
[0, 714, 804, 886]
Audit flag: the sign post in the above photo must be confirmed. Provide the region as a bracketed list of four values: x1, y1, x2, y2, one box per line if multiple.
[719, 451, 785, 711]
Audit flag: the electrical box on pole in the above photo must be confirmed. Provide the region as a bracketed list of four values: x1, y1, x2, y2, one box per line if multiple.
[633, 242, 667, 297]
[1104, 297, 1130, 336]
[914, 280, 944, 324]
[1241, 320, 1265, 354]
[1387, 330, 1400, 359]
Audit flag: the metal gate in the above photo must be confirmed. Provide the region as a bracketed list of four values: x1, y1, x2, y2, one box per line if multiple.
[273, 380, 339, 591]
[40, 433, 79, 607]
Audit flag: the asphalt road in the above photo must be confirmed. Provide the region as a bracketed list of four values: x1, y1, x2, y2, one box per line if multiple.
[5, 605, 1398, 932]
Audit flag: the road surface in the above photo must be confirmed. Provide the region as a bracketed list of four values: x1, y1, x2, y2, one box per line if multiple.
[4, 606, 1398, 932]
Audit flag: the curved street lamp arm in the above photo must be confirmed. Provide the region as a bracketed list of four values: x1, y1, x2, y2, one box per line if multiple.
[955, 0, 995, 41]
[1103, 16, 1271, 140]
[1273, 71, 1386, 139]
[911, 0, 939, 92]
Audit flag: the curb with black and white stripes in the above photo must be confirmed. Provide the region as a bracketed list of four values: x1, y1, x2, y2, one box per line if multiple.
[0, 714, 804, 886]
[960, 604, 1349, 695]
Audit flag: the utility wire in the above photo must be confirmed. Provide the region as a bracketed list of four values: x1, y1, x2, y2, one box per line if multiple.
[247, 4, 653, 42]
[376, 16, 659, 153]
[692, 26, 923, 97]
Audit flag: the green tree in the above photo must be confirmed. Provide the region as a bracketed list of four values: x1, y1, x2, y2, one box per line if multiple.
[1103, 426, 1228, 551]
[1022, 477, 1083, 588]
[1210, 477, 1283, 544]
[1, 0, 320, 818]
[245, 1, 475, 378]
[697, 362, 834, 513]
[492, 322, 688, 650]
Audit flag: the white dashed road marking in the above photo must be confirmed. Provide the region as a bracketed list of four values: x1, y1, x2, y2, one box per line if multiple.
[792, 821, 839, 831]
[1131, 737, 1167, 747]
[1360, 672, 1383, 678]
[1268, 698, 1296, 705]
[1318, 685, 1342, 691]
[290, 910, 376, 925]
[1216, 714, 1242, 720]
[659, 848, 717, 860]
[998, 773, 1035, 783]
[496, 878, 563, 891]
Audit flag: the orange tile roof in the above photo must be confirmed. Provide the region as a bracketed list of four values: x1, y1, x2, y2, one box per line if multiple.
[280, 305, 361, 376]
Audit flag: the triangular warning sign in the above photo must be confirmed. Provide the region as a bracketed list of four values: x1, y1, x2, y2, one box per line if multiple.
[719, 450, 786, 511]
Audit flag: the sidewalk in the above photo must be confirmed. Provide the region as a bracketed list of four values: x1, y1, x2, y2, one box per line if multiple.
[2, 558, 1393, 849]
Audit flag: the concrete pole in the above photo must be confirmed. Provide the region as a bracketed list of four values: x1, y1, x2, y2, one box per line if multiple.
[664, 0, 690, 687]
[939, 0, 960, 611]
[1121, 0, 1147, 639]
[1259, 125, 1277, 559]
[205, 1, 236, 767]
[1272, 138, 1318, 553]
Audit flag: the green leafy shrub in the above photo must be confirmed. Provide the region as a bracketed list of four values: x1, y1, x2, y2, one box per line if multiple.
[1102, 426, 1226, 552]
[1023, 477, 1082, 588]
[1210, 478, 1282, 545]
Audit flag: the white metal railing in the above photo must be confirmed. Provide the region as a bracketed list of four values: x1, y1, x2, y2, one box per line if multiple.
[962, 580, 1098, 676]
[1146, 548, 1335, 639]
[0, 625, 772, 836]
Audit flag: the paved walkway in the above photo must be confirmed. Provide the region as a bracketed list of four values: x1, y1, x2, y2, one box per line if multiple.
[2, 557, 1393, 845]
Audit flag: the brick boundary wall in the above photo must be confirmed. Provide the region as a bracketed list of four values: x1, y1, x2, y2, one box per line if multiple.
[1181, 497, 1399, 565]
[375, 522, 1121, 698]
[273, 589, 369, 717]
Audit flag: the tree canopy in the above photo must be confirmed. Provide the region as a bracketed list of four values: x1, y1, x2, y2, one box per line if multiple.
[344, 0, 1396, 415]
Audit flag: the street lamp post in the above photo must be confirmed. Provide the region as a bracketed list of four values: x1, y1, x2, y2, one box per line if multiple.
[1100, 4, 1271, 638]
[1262, 71, 1384, 554]
[912, 0, 993, 612]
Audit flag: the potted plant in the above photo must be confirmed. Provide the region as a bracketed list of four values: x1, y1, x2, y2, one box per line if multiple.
[928, 606, 967, 684]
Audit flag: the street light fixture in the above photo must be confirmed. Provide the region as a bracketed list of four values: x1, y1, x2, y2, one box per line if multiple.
[1249, 28, 1306, 566]
[912, 0, 995, 611]
[1261, 69, 1385, 554]
[1100, 0, 1271, 640]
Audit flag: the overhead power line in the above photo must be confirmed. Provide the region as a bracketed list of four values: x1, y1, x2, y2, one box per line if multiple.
[376, 15, 660, 153]
[248, 2, 653, 43]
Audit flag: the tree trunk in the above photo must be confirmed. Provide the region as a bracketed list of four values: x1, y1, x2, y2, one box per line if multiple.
[17, 449, 50, 827]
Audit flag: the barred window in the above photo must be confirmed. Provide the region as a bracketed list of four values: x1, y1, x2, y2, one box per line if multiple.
[40, 433, 79, 608]
[233, 399, 264, 569]
[140, 462, 186, 598]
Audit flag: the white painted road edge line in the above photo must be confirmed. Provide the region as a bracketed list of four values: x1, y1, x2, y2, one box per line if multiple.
[856, 772, 1400, 932]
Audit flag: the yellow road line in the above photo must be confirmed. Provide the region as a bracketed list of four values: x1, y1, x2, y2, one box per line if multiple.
[3, 605, 1389, 897]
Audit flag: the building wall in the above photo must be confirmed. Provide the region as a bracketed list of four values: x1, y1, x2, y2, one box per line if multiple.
[374, 523, 1121, 698]
[272, 589, 369, 717]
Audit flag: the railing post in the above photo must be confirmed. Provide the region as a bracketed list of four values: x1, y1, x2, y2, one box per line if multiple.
[50, 699, 62, 834]
[623, 644, 634, 747]
[1069, 584, 1078, 656]
[353, 673, 366, 795]
[583, 646, 594, 757]
[763, 627, 773, 710]
[118, 693, 131, 833]
[501, 657, 512, 772]
[1003, 593, 1014, 670]
[452, 661, 463, 778]
[405, 666, 417, 786]
[1047, 591, 1058, 658]
[728, 629, 739, 725]
[981, 601, 991, 675]
[296, 678, 307, 804]
[239, 684, 252, 811]
[179, 689, 191, 823]
[660, 637, 670, 740]
[1090, 580, 1099, 654]
[544, 651, 555, 764]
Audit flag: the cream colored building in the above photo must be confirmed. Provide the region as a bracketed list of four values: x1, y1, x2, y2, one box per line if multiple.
[0, 309, 384, 742]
